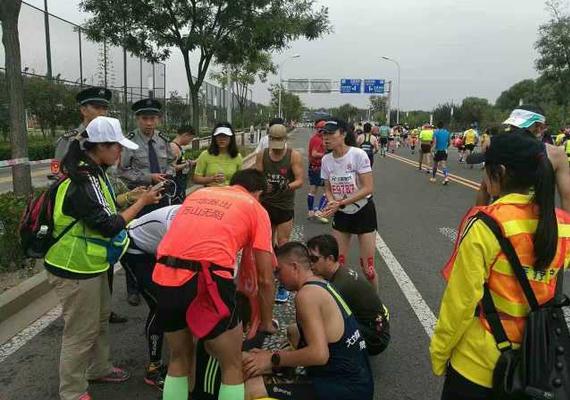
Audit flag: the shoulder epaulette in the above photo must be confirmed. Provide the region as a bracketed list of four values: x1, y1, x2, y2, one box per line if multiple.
[127, 131, 136, 139]
[63, 129, 79, 138]
[158, 131, 170, 143]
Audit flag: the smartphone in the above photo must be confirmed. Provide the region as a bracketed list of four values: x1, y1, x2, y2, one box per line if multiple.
[151, 181, 166, 191]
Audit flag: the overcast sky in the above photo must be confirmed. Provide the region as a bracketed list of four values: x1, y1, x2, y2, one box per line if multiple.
[13, 0, 555, 111]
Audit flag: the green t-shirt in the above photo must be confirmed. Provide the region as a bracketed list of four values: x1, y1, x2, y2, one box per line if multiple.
[194, 150, 243, 186]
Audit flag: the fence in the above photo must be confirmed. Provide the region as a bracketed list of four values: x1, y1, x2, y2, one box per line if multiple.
[0, 1, 267, 143]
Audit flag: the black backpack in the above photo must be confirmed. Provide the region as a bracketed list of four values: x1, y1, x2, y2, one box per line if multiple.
[19, 177, 77, 258]
[477, 212, 570, 400]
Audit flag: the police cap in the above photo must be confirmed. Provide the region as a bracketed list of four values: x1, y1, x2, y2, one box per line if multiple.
[76, 87, 112, 107]
[132, 98, 162, 116]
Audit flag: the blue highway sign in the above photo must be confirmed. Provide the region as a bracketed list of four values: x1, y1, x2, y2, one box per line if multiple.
[340, 79, 362, 94]
[364, 79, 385, 94]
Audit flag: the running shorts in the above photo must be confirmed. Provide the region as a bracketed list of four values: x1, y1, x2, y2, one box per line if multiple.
[263, 203, 294, 226]
[332, 199, 377, 234]
[156, 269, 240, 337]
[464, 144, 475, 152]
[433, 150, 448, 162]
[380, 137, 388, 146]
[308, 167, 324, 187]
[264, 373, 318, 400]
[420, 143, 432, 153]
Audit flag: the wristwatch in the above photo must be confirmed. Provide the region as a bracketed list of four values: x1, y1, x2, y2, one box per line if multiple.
[271, 351, 281, 371]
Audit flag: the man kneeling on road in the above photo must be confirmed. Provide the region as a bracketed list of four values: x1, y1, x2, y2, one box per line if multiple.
[152, 169, 277, 400]
[243, 242, 374, 400]
[307, 234, 390, 355]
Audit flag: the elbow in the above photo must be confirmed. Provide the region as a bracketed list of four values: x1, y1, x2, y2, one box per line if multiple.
[313, 347, 329, 366]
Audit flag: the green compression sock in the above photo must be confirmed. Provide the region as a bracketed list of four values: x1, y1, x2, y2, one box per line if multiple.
[218, 383, 245, 400]
[163, 375, 188, 400]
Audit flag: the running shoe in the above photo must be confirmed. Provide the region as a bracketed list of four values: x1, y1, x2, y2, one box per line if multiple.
[443, 178, 449, 185]
[307, 210, 315, 219]
[144, 363, 167, 391]
[425, 169, 431, 174]
[275, 285, 290, 303]
[78, 393, 92, 400]
[89, 367, 130, 384]
[429, 177, 436, 183]
[313, 210, 329, 224]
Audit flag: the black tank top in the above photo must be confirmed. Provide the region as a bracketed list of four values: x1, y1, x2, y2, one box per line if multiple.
[298, 281, 374, 400]
[260, 149, 295, 210]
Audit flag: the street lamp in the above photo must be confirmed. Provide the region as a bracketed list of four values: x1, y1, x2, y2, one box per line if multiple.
[278, 54, 301, 119]
[381, 56, 401, 125]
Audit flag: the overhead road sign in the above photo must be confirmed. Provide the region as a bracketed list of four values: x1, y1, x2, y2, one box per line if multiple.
[286, 79, 310, 93]
[364, 79, 385, 94]
[310, 79, 333, 93]
[340, 79, 362, 94]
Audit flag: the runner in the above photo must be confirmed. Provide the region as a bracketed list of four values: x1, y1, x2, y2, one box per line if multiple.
[319, 118, 379, 291]
[307, 234, 390, 355]
[243, 242, 374, 400]
[401, 125, 409, 148]
[122, 205, 181, 390]
[356, 122, 380, 166]
[256, 118, 285, 153]
[255, 123, 304, 303]
[379, 124, 390, 157]
[153, 169, 276, 400]
[430, 122, 451, 185]
[169, 126, 196, 204]
[410, 127, 419, 154]
[418, 124, 434, 173]
[307, 119, 329, 223]
[388, 127, 396, 153]
[460, 125, 478, 166]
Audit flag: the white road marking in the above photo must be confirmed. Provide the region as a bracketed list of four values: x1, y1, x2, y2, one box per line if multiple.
[438, 227, 457, 243]
[376, 232, 437, 337]
[0, 264, 123, 364]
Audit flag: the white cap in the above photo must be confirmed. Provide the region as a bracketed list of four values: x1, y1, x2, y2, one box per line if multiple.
[86, 117, 138, 150]
[213, 126, 234, 136]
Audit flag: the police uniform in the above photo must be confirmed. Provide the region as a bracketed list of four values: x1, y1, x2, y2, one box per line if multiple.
[118, 99, 174, 189]
[53, 87, 112, 162]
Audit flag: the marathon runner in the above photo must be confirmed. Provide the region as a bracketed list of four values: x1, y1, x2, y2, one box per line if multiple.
[459, 124, 478, 165]
[430, 122, 451, 185]
[410, 128, 419, 154]
[307, 119, 329, 223]
[378, 124, 390, 157]
[319, 118, 379, 290]
[152, 169, 276, 400]
[356, 122, 380, 166]
[418, 124, 434, 173]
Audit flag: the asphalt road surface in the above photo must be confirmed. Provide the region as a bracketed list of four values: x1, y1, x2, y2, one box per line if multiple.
[1, 128, 569, 400]
[0, 163, 52, 193]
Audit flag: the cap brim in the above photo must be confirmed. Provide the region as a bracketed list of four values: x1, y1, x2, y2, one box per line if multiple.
[119, 137, 139, 150]
[213, 132, 233, 137]
[503, 116, 532, 129]
[268, 140, 286, 149]
[465, 152, 486, 165]
[81, 100, 109, 107]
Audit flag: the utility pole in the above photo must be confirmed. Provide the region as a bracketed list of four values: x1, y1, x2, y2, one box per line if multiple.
[43, 0, 52, 79]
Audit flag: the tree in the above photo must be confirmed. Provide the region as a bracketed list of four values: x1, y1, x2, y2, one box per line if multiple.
[165, 91, 192, 129]
[80, 0, 330, 132]
[269, 84, 303, 122]
[432, 102, 456, 128]
[495, 79, 539, 111]
[211, 52, 275, 127]
[0, 0, 32, 195]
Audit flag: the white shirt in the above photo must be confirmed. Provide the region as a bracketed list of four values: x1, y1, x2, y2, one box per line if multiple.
[127, 205, 180, 254]
[321, 147, 372, 214]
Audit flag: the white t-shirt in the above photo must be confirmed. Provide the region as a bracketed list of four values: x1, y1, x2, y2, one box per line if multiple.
[321, 147, 372, 214]
[127, 205, 181, 255]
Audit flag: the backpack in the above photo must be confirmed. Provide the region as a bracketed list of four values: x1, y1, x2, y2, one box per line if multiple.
[477, 212, 570, 400]
[19, 177, 78, 258]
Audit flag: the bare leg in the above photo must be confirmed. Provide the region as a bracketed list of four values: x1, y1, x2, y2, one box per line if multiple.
[164, 329, 194, 378]
[204, 323, 244, 385]
[333, 229, 352, 267]
[358, 232, 378, 291]
[245, 375, 268, 400]
[275, 219, 293, 247]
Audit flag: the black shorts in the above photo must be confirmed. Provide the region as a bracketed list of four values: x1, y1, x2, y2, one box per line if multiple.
[434, 150, 448, 162]
[308, 167, 324, 187]
[464, 144, 475, 152]
[380, 137, 388, 145]
[263, 203, 294, 226]
[332, 199, 377, 234]
[264, 373, 318, 400]
[156, 269, 240, 338]
[421, 143, 432, 153]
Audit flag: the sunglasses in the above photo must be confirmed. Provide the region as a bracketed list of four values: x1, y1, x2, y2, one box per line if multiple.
[309, 254, 323, 263]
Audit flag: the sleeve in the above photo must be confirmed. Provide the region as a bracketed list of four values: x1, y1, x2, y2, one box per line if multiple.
[165, 140, 176, 176]
[429, 219, 496, 376]
[118, 148, 152, 187]
[193, 151, 208, 176]
[356, 149, 372, 174]
[320, 156, 330, 180]
[63, 178, 127, 238]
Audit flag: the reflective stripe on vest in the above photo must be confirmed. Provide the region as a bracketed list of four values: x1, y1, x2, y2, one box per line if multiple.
[44, 173, 126, 274]
[565, 140, 570, 162]
[478, 205, 570, 344]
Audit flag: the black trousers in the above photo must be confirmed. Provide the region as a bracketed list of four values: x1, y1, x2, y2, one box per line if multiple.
[441, 366, 492, 400]
[122, 252, 163, 364]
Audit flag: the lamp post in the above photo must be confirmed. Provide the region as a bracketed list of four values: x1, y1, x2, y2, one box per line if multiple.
[278, 54, 300, 119]
[381, 56, 401, 125]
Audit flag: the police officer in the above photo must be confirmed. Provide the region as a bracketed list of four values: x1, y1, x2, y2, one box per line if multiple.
[118, 98, 174, 306]
[52, 87, 112, 176]
[118, 98, 174, 191]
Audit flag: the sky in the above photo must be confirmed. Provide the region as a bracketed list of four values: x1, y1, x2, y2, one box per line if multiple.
[10, 0, 556, 111]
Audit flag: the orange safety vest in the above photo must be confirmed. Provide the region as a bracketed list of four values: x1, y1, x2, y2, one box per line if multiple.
[443, 202, 570, 344]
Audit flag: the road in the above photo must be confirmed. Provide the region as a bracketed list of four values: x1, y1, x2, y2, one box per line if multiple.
[1, 127, 569, 399]
[0, 163, 52, 193]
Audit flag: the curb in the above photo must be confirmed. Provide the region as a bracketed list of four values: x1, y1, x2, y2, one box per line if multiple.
[0, 145, 259, 328]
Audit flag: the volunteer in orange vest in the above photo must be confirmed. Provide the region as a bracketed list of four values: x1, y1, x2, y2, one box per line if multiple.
[152, 169, 276, 400]
[430, 133, 570, 399]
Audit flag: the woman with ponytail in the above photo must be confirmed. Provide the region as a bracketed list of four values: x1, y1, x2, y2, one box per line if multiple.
[430, 132, 570, 399]
[45, 117, 161, 400]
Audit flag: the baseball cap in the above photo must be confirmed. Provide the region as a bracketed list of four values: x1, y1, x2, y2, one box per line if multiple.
[85, 117, 138, 150]
[268, 124, 287, 149]
[503, 108, 546, 129]
[213, 126, 234, 136]
[315, 120, 326, 130]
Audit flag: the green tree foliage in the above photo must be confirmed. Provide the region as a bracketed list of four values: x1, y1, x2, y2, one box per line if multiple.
[165, 91, 192, 129]
[270, 84, 303, 121]
[331, 103, 360, 122]
[80, 0, 330, 132]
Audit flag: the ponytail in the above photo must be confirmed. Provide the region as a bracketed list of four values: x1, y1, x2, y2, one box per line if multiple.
[533, 155, 557, 271]
[61, 138, 98, 183]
